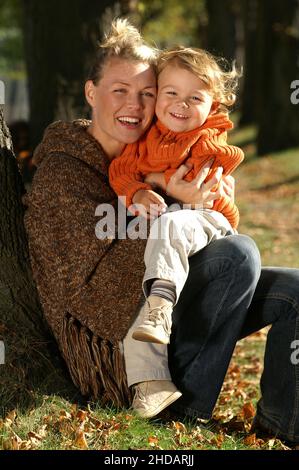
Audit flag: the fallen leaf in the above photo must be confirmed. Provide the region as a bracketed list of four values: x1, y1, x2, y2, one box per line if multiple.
[244, 433, 257, 446]
[173, 421, 186, 433]
[76, 410, 88, 422]
[3, 431, 22, 450]
[148, 436, 159, 447]
[59, 409, 72, 420]
[73, 429, 88, 449]
[267, 438, 276, 449]
[241, 402, 256, 420]
[4, 410, 17, 427]
[211, 433, 225, 448]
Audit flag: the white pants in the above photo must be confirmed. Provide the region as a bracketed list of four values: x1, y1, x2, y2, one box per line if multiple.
[123, 209, 234, 387]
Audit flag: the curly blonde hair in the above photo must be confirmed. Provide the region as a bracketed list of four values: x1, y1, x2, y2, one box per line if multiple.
[157, 46, 241, 112]
[87, 18, 158, 84]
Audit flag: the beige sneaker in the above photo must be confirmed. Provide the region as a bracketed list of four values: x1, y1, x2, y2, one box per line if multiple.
[132, 295, 173, 344]
[132, 380, 182, 418]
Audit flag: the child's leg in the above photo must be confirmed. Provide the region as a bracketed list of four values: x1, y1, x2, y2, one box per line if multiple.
[123, 304, 171, 386]
[123, 303, 182, 418]
[143, 209, 233, 301]
[133, 209, 233, 344]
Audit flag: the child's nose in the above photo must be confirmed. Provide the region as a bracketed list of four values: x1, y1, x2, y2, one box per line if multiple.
[177, 99, 189, 108]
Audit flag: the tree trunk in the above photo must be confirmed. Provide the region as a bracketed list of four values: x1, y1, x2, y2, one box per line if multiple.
[256, 0, 299, 154]
[21, 0, 133, 148]
[239, 0, 258, 125]
[0, 107, 73, 411]
[204, 0, 237, 61]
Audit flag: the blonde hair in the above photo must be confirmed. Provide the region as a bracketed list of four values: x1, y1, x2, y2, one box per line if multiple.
[158, 46, 241, 112]
[87, 18, 158, 84]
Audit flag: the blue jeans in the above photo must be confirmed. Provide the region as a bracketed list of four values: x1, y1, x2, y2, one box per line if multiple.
[168, 234, 299, 444]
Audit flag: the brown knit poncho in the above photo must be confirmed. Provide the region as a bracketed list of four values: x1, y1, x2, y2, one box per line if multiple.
[23, 119, 147, 406]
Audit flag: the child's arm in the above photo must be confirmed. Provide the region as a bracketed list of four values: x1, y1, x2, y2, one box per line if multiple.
[211, 173, 238, 228]
[213, 194, 240, 229]
[109, 143, 153, 208]
[190, 127, 244, 177]
[109, 144, 167, 218]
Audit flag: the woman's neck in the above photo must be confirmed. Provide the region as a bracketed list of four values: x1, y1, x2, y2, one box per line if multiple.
[87, 123, 125, 161]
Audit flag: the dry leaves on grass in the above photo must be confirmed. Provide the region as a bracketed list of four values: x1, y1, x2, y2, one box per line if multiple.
[1, 410, 48, 450]
[0, 405, 131, 450]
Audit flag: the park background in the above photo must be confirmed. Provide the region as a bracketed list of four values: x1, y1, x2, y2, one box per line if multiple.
[0, 0, 299, 450]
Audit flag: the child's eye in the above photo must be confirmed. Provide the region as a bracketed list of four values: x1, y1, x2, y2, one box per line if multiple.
[191, 96, 202, 102]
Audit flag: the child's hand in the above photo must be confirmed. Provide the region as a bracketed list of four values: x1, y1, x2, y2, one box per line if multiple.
[132, 189, 167, 219]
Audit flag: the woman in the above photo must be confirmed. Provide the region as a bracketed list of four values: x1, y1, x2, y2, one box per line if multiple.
[23, 19, 299, 445]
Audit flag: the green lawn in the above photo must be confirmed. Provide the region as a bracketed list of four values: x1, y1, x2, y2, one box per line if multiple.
[1, 126, 298, 450]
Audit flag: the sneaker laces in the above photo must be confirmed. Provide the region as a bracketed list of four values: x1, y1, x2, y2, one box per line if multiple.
[133, 384, 146, 405]
[144, 303, 172, 335]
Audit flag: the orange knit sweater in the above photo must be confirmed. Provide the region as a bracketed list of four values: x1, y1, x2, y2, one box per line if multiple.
[109, 113, 244, 229]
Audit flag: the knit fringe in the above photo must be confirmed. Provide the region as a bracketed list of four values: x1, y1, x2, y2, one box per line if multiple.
[60, 314, 131, 408]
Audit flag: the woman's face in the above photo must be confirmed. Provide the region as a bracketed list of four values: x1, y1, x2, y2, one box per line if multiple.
[85, 57, 157, 158]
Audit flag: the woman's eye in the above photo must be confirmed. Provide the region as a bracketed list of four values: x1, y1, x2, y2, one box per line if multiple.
[142, 91, 155, 98]
[166, 91, 176, 96]
[113, 89, 126, 93]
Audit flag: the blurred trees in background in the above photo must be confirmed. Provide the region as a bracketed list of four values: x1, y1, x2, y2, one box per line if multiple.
[135, 0, 206, 47]
[204, 0, 238, 61]
[0, 0, 24, 75]
[256, 0, 299, 154]
[239, 0, 258, 126]
[0, 0, 298, 154]
[22, 0, 134, 147]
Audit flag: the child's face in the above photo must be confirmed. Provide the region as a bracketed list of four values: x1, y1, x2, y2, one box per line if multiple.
[156, 64, 215, 132]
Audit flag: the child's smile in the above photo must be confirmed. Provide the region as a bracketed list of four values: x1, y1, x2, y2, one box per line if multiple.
[155, 64, 215, 133]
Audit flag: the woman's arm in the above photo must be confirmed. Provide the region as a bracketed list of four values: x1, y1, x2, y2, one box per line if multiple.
[166, 161, 223, 208]
[144, 163, 234, 210]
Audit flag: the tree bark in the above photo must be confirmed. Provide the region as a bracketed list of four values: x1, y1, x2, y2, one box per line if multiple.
[0, 107, 72, 411]
[21, 0, 133, 148]
[256, 0, 299, 154]
[204, 0, 237, 61]
[239, 0, 258, 125]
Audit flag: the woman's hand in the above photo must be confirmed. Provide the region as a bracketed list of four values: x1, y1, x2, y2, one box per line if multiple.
[166, 160, 223, 209]
[219, 175, 235, 202]
[144, 172, 167, 191]
[131, 189, 167, 219]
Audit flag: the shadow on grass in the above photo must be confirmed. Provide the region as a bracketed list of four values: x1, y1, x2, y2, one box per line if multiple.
[255, 174, 299, 191]
[0, 336, 85, 418]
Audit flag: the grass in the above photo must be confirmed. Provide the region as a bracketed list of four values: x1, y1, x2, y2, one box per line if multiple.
[1, 125, 299, 450]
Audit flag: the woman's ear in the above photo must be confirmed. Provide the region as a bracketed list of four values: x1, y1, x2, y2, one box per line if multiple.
[85, 80, 96, 108]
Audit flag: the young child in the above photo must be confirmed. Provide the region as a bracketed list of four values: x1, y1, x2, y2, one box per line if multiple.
[109, 46, 243, 417]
